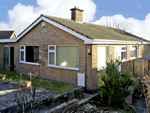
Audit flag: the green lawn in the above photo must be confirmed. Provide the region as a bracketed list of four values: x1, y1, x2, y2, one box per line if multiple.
[0, 70, 76, 94]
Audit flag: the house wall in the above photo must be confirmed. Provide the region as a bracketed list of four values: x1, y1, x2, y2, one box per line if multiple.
[139, 44, 150, 57]
[87, 44, 149, 90]
[0, 44, 3, 70]
[85, 45, 99, 90]
[13, 20, 85, 86]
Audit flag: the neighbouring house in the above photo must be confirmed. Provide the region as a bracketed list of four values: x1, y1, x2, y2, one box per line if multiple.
[0, 31, 16, 71]
[0, 7, 150, 90]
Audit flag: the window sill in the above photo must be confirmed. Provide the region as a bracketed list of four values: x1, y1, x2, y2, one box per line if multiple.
[97, 67, 106, 71]
[130, 57, 136, 60]
[121, 59, 127, 62]
[19, 61, 40, 65]
[47, 65, 79, 70]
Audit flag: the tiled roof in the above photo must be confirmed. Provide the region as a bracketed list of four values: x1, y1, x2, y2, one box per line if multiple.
[0, 31, 14, 39]
[43, 15, 149, 42]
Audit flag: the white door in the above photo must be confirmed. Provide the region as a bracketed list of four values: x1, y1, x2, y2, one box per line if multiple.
[97, 46, 106, 70]
[115, 46, 121, 71]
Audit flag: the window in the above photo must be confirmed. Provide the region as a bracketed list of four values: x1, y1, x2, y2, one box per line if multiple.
[121, 46, 126, 61]
[130, 45, 136, 59]
[48, 45, 79, 69]
[20, 45, 39, 64]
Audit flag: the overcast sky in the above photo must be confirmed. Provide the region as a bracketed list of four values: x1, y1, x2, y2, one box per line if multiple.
[0, 0, 150, 40]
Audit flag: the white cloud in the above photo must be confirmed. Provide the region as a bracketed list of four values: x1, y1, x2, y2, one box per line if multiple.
[137, 4, 142, 8]
[0, 0, 96, 35]
[94, 14, 150, 40]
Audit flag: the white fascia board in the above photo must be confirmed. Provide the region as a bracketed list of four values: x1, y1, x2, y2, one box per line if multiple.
[0, 39, 17, 43]
[85, 39, 144, 45]
[85, 39, 150, 45]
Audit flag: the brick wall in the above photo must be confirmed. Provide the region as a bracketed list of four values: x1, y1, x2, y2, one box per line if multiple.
[139, 44, 150, 58]
[86, 45, 99, 90]
[71, 9, 83, 22]
[12, 20, 85, 86]
[88, 44, 148, 90]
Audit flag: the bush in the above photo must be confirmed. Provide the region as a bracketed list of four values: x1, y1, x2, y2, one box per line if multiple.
[98, 58, 138, 111]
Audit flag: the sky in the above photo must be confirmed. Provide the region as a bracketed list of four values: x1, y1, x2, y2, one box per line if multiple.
[0, 0, 150, 40]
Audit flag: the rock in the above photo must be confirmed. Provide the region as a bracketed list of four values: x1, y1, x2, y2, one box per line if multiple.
[19, 80, 31, 88]
[0, 74, 6, 81]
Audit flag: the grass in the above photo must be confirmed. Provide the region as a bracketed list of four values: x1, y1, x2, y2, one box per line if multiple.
[0, 70, 76, 94]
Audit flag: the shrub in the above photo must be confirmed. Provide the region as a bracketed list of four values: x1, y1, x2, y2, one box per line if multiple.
[98, 58, 138, 112]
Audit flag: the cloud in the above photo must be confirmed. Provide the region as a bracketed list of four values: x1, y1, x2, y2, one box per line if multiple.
[0, 0, 96, 35]
[137, 4, 142, 8]
[94, 14, 150, 40]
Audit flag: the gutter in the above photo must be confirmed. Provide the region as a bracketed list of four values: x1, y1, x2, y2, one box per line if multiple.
[85, 39, 150, 45]
[0, 39, 17, 43]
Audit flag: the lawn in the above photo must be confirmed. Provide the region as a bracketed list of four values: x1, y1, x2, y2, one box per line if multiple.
[0, 70, 76, 94]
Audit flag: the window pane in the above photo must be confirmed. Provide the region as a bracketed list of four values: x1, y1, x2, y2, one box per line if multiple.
[130, 50, 135, 58]
[21, 51, 24, 61]
[26, 46, 39, 63]
[49, 53, 55, 64]
[49, 46, 54, 50]
[21, 46, 24, 49]
[122, 47, 126, 50]
[121, 52, 126, 60]
[56, 46, 78, 68]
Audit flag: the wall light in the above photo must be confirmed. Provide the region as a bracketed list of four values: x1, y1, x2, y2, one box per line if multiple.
[88, 49, 91, 55]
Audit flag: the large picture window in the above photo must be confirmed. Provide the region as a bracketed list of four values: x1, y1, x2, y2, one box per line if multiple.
[48, 45, 79, 69]
[20, 45, 39, 64]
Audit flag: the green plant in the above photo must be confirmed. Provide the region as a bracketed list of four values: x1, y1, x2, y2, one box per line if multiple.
[98, 58, 138, 112]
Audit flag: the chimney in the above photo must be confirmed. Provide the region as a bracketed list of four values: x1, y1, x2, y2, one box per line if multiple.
[70, 6, 84, 22]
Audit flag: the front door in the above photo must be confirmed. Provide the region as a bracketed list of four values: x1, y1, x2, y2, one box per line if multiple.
[4, 46, 14, 71]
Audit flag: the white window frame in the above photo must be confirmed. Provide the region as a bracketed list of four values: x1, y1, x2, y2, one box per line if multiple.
[121, 46, 127, 62]
[48, 45, 56, 66]
[130, 45, 136, 60]
[47, 45, 79, 70]
[19, 45, 40, 65]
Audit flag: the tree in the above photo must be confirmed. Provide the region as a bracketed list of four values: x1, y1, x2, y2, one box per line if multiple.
[103, 18, 132, 33]
[98, 58, 138, 112]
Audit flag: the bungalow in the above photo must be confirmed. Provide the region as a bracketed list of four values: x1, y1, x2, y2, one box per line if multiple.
[0, 7, 150, 90]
